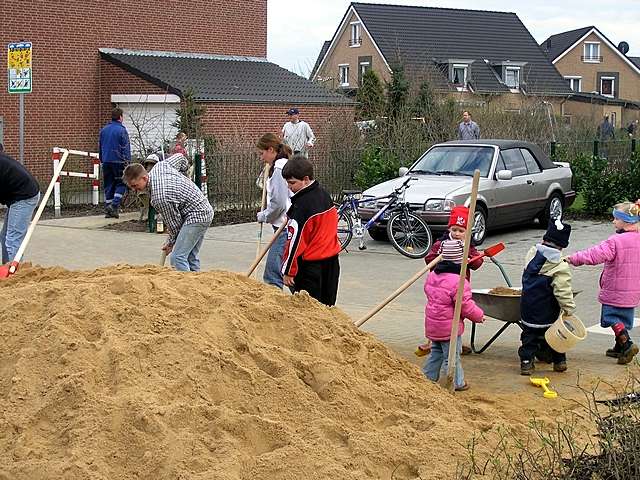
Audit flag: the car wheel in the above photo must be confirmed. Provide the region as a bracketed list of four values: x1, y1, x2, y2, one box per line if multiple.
[368, 227, 388, 242]
[471, 207, 487, 246]
[540, 192, 564, 226]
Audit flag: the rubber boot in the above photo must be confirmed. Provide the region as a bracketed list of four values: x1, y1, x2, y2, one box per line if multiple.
[612, 322, 639, 365]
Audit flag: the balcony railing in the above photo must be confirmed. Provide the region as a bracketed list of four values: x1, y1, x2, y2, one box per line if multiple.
[581, 55, 603, 62]
[348, 37, 362, 46]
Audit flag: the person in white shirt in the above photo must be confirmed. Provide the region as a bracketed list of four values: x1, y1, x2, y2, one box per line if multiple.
[282, 108, 316, 157]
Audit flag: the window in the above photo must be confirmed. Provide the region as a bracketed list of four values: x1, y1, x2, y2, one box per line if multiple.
[565, 76, 582, 92]
[452, 64, 468, 86]
[339, 64, 349, 86]
[349, 22, 361, 47]
[520, 149, 541, 174]
[583, 42, 601, 62]
[611, 112, 617, 127]
[500, 149, 528, 177]
[359, 62, 370, 85]
[600, 77, 615, 97]
[505, 67, 520, 89]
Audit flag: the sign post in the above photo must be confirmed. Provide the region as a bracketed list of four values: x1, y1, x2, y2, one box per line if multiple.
[7, 42, 32, 164]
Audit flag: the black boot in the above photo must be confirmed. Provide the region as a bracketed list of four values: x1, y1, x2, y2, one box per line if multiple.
[614, 326, 639, 365]
[606, 341, 623, 359]
[618, 340, 639, 365]
[520, 360, 535, 376]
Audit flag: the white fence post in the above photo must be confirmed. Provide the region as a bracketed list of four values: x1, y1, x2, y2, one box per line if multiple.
[53, 147, 61, 218]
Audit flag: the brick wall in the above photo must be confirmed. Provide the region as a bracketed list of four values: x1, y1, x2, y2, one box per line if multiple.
[0, 0, 267, 179]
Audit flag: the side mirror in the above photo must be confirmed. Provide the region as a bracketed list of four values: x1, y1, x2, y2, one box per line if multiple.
[398, 167, 409, 176]
[496, 169, 513, 180]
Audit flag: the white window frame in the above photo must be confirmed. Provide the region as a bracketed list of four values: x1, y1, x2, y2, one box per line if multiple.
[452, 64, 468, 89]
[600, 76, 615, 97]
[583, 42, 601, 63]
[350, 22, 361, 47]
[564, 76, 582, 92]
[505, 67, 520, 89]
[359, 61, 370, 82]
[338, 64, 350, 86]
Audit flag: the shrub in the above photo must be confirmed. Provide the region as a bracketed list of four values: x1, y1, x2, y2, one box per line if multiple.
[354, 145, 400, 190]
[570, 154, 625, 215]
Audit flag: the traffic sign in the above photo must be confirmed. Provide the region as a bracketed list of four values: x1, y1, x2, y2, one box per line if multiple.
[8, 42, 32, 94]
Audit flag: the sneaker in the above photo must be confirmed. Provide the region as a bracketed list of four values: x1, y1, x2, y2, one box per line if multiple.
[520, 360, 535, 376]
[553, 361, 568, 372]
[617, 343, 639, 365]
[455, 382, 470, 391]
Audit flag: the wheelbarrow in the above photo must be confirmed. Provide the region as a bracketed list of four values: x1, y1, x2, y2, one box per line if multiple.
[470, 287, 582, 353]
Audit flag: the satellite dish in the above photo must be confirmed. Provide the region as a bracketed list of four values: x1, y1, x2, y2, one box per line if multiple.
[618, 41, 630, 54]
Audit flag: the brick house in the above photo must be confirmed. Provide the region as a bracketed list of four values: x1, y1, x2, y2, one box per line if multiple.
[310, 2, 572, 113]
[540, 27, 640, 127]
[0, 1, 351, 180]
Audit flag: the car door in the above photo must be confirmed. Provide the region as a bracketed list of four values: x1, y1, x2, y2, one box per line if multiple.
[520, 148, 548, 215]
[491, 148, 537, 227]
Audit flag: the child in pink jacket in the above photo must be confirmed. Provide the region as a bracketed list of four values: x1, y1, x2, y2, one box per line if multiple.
[567, 201, 640, 365]
[423, 239, 484, 391]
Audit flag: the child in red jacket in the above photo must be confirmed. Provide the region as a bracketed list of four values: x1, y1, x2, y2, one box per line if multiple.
[416, 205, 483, 356]
[281, 155, 341, 306]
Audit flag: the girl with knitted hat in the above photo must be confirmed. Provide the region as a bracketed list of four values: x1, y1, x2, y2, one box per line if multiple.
[422, 239, 485, 391]
[417, 205, 484, 357]
[567, 201, 640, 364]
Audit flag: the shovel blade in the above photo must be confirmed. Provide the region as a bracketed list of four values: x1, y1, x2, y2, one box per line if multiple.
[483, 242, 505, 257]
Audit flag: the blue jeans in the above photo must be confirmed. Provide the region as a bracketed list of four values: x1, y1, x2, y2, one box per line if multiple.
[170, 222, 209, 272]
[600, 304, 635, 330]
[102, 162, 127, 208]
[422, 336, 464, 389]
[263, 225, 287, 289]
[1, 193, 40, 263]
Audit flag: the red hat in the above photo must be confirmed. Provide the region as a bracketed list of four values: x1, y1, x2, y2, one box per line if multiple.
[448, 205, 469, 229]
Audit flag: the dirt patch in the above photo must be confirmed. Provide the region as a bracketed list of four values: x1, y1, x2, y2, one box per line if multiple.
[488, 286, 522, 296]
[103, 220, 149, 232]
[0, 265, 592, 479]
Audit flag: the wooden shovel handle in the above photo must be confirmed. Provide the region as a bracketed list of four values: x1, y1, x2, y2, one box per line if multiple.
[247, 222, 287, 277]
[355, 255, 443, 328]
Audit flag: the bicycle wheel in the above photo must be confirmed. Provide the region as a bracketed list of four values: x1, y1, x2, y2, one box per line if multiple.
[386, 210, 432, 258]
[337, 208, 353, 251]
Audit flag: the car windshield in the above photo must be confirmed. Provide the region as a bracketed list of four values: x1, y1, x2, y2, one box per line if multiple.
[409, 146, 495, 177]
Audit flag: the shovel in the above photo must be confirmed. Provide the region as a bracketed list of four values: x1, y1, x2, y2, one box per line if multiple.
[0, 149, 70, 279]
[468, 242, 505, 264]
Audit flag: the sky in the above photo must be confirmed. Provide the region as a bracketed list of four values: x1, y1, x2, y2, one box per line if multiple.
[267, 0, 640, 76]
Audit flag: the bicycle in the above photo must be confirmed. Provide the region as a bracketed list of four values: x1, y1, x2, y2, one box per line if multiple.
[335, 177, 433, 259]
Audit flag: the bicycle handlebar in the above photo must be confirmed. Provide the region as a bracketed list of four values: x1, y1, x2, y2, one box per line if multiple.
[393, 176, 418, 194]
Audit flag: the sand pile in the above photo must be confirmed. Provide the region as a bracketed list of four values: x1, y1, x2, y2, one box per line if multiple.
[0, 265, 551, 479]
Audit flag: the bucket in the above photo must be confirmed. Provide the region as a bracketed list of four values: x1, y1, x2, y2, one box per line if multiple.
[545, 313, 587, 353]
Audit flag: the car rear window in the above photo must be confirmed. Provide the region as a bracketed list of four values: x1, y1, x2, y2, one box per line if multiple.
[500, 149, 528, 177]
[410, 146, 494, 177]
[520, 148, 541, 174]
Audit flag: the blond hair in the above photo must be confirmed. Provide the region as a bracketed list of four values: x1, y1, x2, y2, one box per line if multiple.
[614, 201, 640, 217]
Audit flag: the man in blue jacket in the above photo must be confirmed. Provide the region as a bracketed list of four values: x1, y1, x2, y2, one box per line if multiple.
[99, 107, 131, 218]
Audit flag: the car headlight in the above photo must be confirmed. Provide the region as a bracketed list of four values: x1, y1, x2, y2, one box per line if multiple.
[424, 199, 456, 211]
[359, 196, 376, 208]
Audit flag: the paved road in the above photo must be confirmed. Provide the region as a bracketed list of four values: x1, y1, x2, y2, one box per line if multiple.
[6, 213, 637, 397]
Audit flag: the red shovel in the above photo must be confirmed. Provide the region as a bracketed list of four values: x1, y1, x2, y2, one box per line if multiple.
[469, 242, 505, 263]
[0, 149, 70, 279]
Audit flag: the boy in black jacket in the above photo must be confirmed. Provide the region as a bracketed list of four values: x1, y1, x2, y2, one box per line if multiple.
[281, 155, 341, 306]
